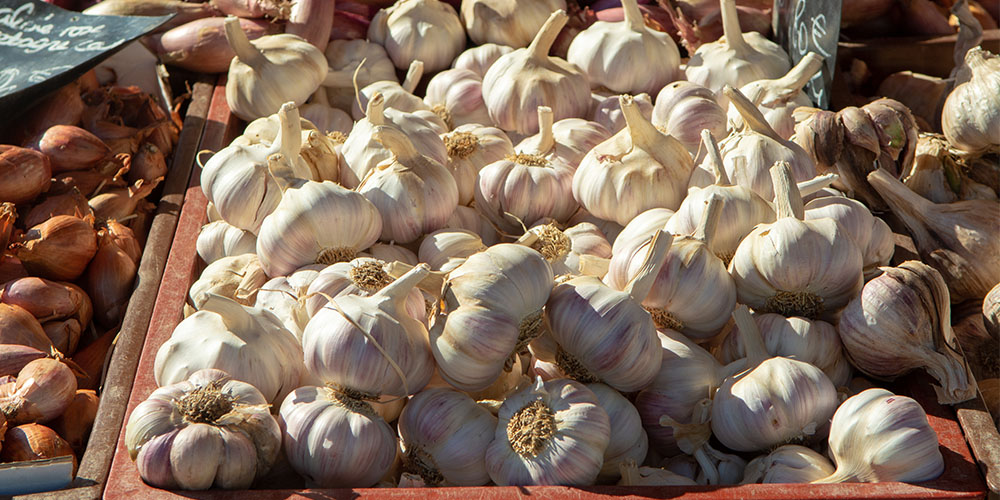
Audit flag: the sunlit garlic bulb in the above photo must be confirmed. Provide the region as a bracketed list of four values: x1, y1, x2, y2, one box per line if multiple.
[587, 383, 648, 483]
[516, 106, 611, 167]
[367, 0, 465, 73]
[442, 125, 514, 206]
[652, 81, 727, 159]
[522, 220, 612, 277]
[461, 0, 566, 48]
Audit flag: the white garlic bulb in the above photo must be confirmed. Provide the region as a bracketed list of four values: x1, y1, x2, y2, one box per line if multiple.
[452, 43, 514, 78]
[257, 153, 383, 277]
[154, 294, 305, 404]
[942, 46, 1000, 154]
[125, 369, 281, 490]
[299, 91, 353, 136]
[351, 61, 438, 121]
[567, 0, 680, 94]
[368, 0, 465, 73]
[742, 444, 835, 484]
[729, 161, 863, 320]
[442, 124, 514, 206]
[587, 383, 648, 483]
[461, 0, 566, 48]
[195, 220, 256, 265]
[523, 221, 612, 277]
[424, 69, 492, 130]
[481, 10, 591, 135]
[322, 39, 397, 112]
[188, 254, 268, 309]
[475, 149, 578, 234]
[363, 243, 418, 265]
[804, 196, 894, 279]
[397, 388, 497, 486]
[573, 95, 693, 226]
[728, 52, 824, 140]
[652, 81, 727, 159]
[237, 105, 339, 183]
[418, 229, 486, 273]
[568, 208, 624, 247]
[485, 378, 610, 486]
[254, 264, 323, 340]
[516, 106, 611, 167]
[304, 258, 427, 324]
[684, 0, 790, 105]
[816, 388, 944, 483]
[358, 125, 459, 244]
[611, 207, 674, 256]
[592, 92, 653, 134]
[446, 205, 501, 245]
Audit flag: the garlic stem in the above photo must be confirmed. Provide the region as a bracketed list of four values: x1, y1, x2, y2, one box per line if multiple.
[866, 168, 938, 255]
[623, 229, 673, 301]
[620, 94, 660, 149]
[527, 10, 568, 61]
[223, 16, 267, 70]
[719, 0, 749, 55]
[274, 102, 303, 158]
[621, 0, 646, 32]
[366, 92, 386, 126]
[385, 261, 447, 297]
[776, 53, 825, 95]
[797, 173, 838, 196]
[534, 107, 556, 154]
[619, 459, 640, 486]
[732, 305, 769, 366]
[199, 293, 254, 333]
[723, 86, 785, 142]
[373, 263, 431, 304]
[402, 61, 424, 94]
[701, 129, 731, 186]
[770, 161, 805, 220]
[692, 194, 723, 248]
[374, 125, 420, 164]
[266, 153, 299, 192]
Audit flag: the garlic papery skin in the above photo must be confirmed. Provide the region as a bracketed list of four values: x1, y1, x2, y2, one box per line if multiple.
[443, 125, 514, 205]
[815, 388, 943, 483]
[279, 385, 397, 487]
[256, 153, 383, 277]
[431, 244, 553, 391]
[254, 265, 323, 340]
[667, 130, 775, 264]
[358, 125, 459, 244]
[742, 444, 835, 484]
[485, 378, 610, 486]
[474, 151, 578, 234]
[481, 10, 591, 135]
[446, 205, 501, 245]
[717, 313, 851, 387]
[587, 383, 648, 483]
[524, 221, 612, 277]
[302, 264, 435, 398]
[546, 230, 670, 391]
[618, 459, 698, 486]
[125, 369, 281, 490]
[837, 260, 976, 404]
[425, 69, 492, 131]
[683, 0, 790, 104]
[803, 196, 893, 279]
[155, 294, 305, 405]
[461, 0, 567, 48]
[652, 81, 727, 159]
[418, 229, 486, 273]
[718, 86, 817, 201]
[592, 93, 653, 135]
[573, 95, 694, 226]
[942, 46, 1000, 154]
[350, 61, 439, 121]
[566, 0, 680, 95]
[322, 40, 397, 113]
[728, 52, 824, 140]
[224, 17, 328, 121]
[397, 388, 497, 486]
[196, 221, 257, 265]
[188, 254, 268, 309]
[710, 306, 838, 452]
[516, 106, 612, 167]
[607, 194, 735, 340]
[729, 161, 863, 320]
[453, 43, 515, 78]
[304, 258, 427, 324]
[368, 0, 465, 73]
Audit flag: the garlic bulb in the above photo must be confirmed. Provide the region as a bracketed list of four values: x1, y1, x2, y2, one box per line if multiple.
[358, 125, 459, 244]
[573, 95, 693, 226]
[710, 306, 838, 452]
[303, 258, 426, 324]
[592, 92, 653, 134]
[188, 254, 268, 309]
[155, 294, 305, 404]
[667, 130, 774, 264]
[743, 444, 835, 484]
[224, 17, 328, 121]
[902, 133, 997, 204]
[868, 168, 1000, 303]
[125, 369, 281, 490]
[475, 150, 578, 234]
[717, 313, 851, 387]
[254, 265, 322, 340]
[942, 46, 1000, 154]
[196, 221, 256, 265]
[652, 81, 727, 159]
[485, 378, 609, 486]
[446, 205, 501, 245]
[815, 388, 943, 483]
[719, 86, 817, 201]
[431, 244, 553, 391]
[729, 161, 863, 319]
[351, 61, 438, 121]
[418, 229, 486, 273]
[461, 0, 567, 48]
[568, 208, 624, 247]
[362, 243, 418, 266]
[481, 10, 591, 134]
[523, 221, 612, 277]
[322, 39, 397, 112]
[299, 91, 353, 135]
[424, 69, 490, 131]
[453, 43, 514, 78]
[567, 0, 680, 94]
[516, 106, 611, 167]
[546, 230, 669, 391]
[279, 385, 397, 487]
[611, 207, 674, 256]
[803, 196, 894, 278]
[368, 0, 465, 73]
[837, 260, 976, 404]
[607, 194, 735, 340]
[397, 388, 497, 486]
[684, 0, 790, 104]
[302, 264, 435, 398]
[587, 383, 648, 483]
[443, 124, 514, 205]
[729, 53, 824, 140]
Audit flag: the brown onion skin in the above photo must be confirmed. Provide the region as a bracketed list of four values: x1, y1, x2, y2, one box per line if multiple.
[2, 358, 77, 425]
[1, 277, 93, 327]
[88, 180, 157, 222]
[127, 142, 167, 185]
[0, 345, 47, 377]
[0, 423, 77, 473]
[0, 256, 29, 287]
[70, 327, 116, 390]
[37, 125, 110, 173]
[42, 319, 82, 356]
[86, 230, 138, 328]
[22, 188, 94, 229]
[14, 215, 98, 282]
[17, 83, 86, 146]
[0, 146, 51, 205]
[50, 389, 98, 453]
[54, 170, 121, 198]
[104, 220, 142, 265]
[0, 304, 52, 352]
[148, 16, 279, 74]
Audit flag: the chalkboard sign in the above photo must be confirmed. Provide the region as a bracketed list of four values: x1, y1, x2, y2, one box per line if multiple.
[0, 0, 172, 114]
[772, 0, 842, 109]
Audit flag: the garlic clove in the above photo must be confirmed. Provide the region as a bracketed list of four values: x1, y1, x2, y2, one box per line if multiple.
[592, 92, 653, 135]
[188, 254, 268, 309]
[587, 383, 648, 483]
[418, 229, 487, 273]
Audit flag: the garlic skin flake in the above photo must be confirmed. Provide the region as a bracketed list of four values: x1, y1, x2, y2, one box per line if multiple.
[254, 265, 323, 340]
[485, 378, 610, 486]
[742, 444, 835, 484]
[367, 0, 465, 73]
[461, 0, 567, 49]
[188, 254, 268, 310]
[942, 46, 1000, 154]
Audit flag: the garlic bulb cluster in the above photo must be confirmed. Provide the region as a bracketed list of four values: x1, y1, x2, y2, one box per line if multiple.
[653, 82, 727, 159]
[453, 43, 514, 78]
[475, 149, 577, 234]
[485, 378, 609, 486]
[611, 207, 674, 256]
[481, 10, 591, 134]
[125, 369, 281, 490]
[837, 260, 975, 404]
[523, 221, 612, 277]
[442, 124, 513, 205]
[299, 91, 353, 136]
[424, 69, 492, 130]
[322, 39, 397, 112]
[573, 95, 693, 226]
[728, 52, 824, 140]
[742, 444, 835, 484]
[566, 0, 680, 95]
[368, 0, 465, 73]
[942, 46, 1000, 154]
[516, 106, 611, 167]
[815, 388, 944, 483]
[461, 0, 566, 48]
[196, 221, 256, 265]
[803, 196, 893, 278]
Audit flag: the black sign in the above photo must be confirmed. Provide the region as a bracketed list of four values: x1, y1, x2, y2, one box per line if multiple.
[772, 0, 842, 109]
[0, 0, 171, 114]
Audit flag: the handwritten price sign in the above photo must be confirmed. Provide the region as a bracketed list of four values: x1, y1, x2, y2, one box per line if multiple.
[772, 0, 842, 109]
